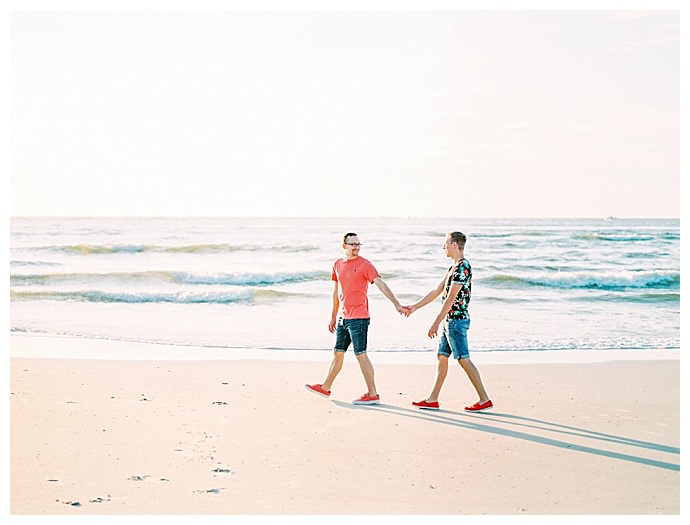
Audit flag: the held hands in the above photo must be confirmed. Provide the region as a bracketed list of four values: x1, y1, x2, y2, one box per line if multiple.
[396, 304, 411, 317]
[398, 304, 418, 317]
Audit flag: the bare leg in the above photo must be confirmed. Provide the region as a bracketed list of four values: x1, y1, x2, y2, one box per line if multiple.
[355, 353, 377, 395]
[322, 351, 345, 391]
[427, 354, 449, 402]
[458, 357, 490, 403]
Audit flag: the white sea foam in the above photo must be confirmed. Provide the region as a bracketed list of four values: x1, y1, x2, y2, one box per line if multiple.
[10, 217, 680, 358]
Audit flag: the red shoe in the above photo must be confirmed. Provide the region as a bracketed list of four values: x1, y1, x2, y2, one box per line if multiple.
[305, 384, 330, 397]
[412, 400, 440, 410]
[465, 400, 493, 412]
[352, 393, 380, 405]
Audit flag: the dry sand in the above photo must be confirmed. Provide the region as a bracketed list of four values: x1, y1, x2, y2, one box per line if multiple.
[9, 341, 680, 516]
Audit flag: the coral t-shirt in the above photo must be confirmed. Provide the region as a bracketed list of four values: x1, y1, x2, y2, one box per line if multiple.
[332, 256, 381, 319]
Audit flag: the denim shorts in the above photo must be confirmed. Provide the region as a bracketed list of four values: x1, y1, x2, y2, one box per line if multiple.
[438, 318, 471, 359]
[334, 318, 370, 355]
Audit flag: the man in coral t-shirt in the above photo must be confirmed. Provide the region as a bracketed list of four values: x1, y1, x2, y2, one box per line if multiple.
[306, 232, 406, 405]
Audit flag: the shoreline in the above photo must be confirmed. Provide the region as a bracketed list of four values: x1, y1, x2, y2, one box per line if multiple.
[9, 333, 680, 365]
[9, 335, 681, 515]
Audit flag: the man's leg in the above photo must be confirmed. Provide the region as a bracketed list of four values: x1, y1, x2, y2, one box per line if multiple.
[322, 351, 345, 391]
[426, 354, 449, 402]
[350, 319, 376, 396]
[355, 353, 377, 396]
[458, 357, 490, 403]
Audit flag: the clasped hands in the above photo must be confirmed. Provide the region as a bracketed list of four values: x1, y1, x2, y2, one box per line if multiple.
[395, 304, 418, 317]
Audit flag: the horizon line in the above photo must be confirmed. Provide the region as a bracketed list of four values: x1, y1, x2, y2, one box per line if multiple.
[8, 215, 681, 222]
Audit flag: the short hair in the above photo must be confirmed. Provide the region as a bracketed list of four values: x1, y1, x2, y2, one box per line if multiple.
[448, 231, 466, 248]
[343, 232, 358, 243]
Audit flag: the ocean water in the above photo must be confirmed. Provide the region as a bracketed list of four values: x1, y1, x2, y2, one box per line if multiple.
[9, 217, 680, 359]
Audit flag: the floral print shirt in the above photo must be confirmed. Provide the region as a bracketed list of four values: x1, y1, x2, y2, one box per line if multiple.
[443, 258, 472, 320]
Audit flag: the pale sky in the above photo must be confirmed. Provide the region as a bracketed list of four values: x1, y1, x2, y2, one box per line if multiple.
[9, 3, 681, 218]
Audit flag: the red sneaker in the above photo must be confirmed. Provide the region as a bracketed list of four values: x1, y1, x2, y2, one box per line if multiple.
[465, 400, 493, 412]
[352, 393, 380, 405]
[305, 384, 330, 397]
[412, 400, 440, 410]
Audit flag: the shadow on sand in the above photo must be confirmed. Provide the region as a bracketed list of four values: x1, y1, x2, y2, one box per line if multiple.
[331, 400, 680, 472]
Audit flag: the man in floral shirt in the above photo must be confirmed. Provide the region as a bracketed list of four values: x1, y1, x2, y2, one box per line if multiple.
[404, 231, 492, 412]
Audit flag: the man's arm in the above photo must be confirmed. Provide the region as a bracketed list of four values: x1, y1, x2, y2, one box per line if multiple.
[407, 277, 446, 314]
[427, 282, 461, 338]
[372, 276, 404, 313]
[329, 281, 339, 333]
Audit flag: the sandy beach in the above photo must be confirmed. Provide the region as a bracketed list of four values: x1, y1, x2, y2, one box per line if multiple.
[9, 337, 680, 516]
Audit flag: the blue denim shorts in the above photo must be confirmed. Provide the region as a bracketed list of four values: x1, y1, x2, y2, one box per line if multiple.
[334, 318, 370, 355]
[438, 318, 471, 359]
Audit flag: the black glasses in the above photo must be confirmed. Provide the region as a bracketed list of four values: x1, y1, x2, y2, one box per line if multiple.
[346, 243, 362, 247]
